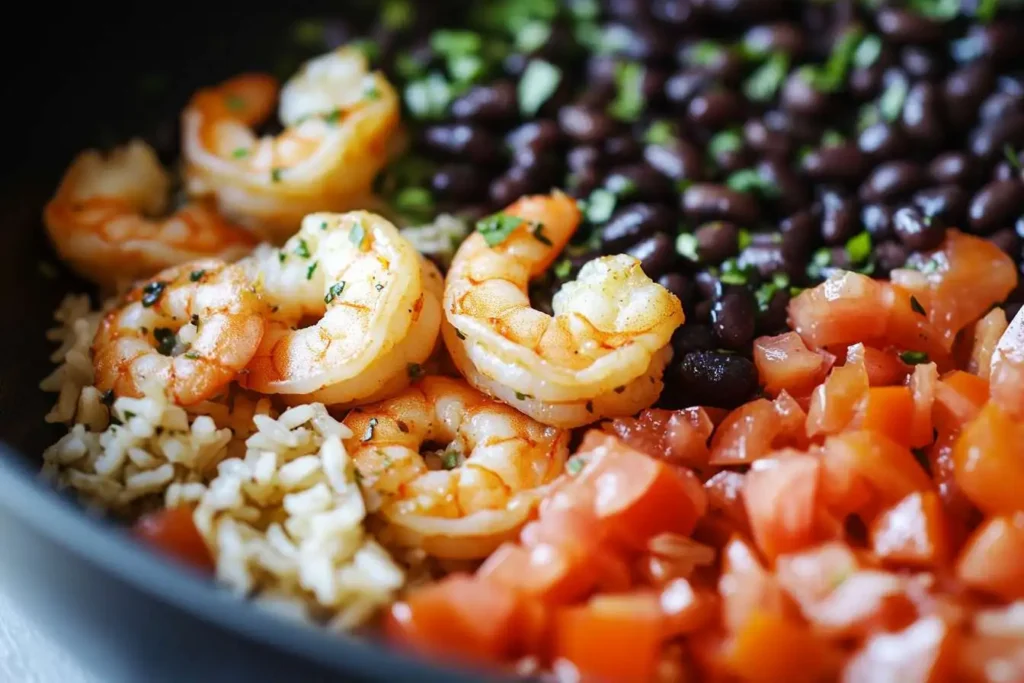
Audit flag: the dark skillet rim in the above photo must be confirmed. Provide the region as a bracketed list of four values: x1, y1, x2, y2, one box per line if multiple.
[0, 445, 513, 683]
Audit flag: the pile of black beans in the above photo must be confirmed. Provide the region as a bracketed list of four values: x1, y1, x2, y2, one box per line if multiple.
[298, 0, 1024, 409]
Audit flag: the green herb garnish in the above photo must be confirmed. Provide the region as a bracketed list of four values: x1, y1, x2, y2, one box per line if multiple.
[910, 295, 927, 316]
[708, 129, 743, 159]
[294, 239, 311, 259]
[306, 262, 318, 280]
[900, 350, 930, 365]
[154, 328, 177, 356]
[676, 233, 699, 261]
[349, 222, 367, 248]
[518, 59, 562, 116]
[878, 77, 909, 122]
[407, 363, 425, 379]
[189, 270, 206, 282]
[324, 281, 346, 304]
[141, 281, 167, 308]
[476, 212, 526, 246]
[744, 52, 789, 102]
[608, 61, 645, 121]
[845, 231, 872, 264]
[584, 189, 617, 224]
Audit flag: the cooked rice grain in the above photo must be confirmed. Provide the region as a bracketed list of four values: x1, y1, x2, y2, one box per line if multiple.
[40, 294, 103, 424]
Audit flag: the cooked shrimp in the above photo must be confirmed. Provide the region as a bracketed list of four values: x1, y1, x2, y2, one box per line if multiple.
[93, 259, 265, 405]
[344, 376, 569, 559]
[442, 192, 684, 428]
[182, 47, 400, 241]
[239, 211, 442, 409]
[43, 140, 256, 289]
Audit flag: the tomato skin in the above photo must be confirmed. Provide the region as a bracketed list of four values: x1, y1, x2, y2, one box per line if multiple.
[724, 610, 838, 683]
[907, 362, 938, 448]
[847, 343, 909, 386]
[952, 402, 1024, 516]
[870, 491, 949, 569]
[743, 453, 823, 560]
[788, 271, 889, 350]
[956, 514, 1024, 601]
[710, 393, 807, 465]
[849, 385, 916, 447]
[933, 371, 990, 434]
[133, 507, 213, 572]
[604, 407, 714, 471]
[842, 616, 960, 683]
[753, 332, 829, 397]
[806, 361, 869, 439]
[966, 307, 1008, 380]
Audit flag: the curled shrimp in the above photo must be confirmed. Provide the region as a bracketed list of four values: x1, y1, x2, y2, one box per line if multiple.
[239, 211, 442, 409]
[344, 376, 569, 559]
[182, 47, 400, 241]
[93, 259, 265, 405]
[443, 192, 684, 428]
[43, 140, 256, 289]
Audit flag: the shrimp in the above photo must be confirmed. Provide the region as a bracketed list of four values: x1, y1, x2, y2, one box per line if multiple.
[182, 47, 400, 241]
[93, 259, 265, 405]
[344, 376, 569, 559]
[43, 140, 256, 289]
[442, 192, 684, 428]
[239, 211, 442, 409]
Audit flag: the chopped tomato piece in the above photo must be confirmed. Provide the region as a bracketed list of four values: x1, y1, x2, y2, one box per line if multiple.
[806, 361, 869, 439]
[849, 385, 916, 447]
[724, 611, 838, 683]
[718, 536, 787, 632]
[956, 514, 1024, 601]
[743, 453, 824, 560]
[753, 332, 829, 397]
[907, 362, 938, 448]
[775, 541, 859, 608]
[604, 407, 714, 471]
[991, 305, 1024, 417]
[552, 592, 664, 682]
[933, 370, 989, 434]
[704, 470, 749, 530]
[966, 307, 1008, 380]
[788, 271, 889, 350]
[882, 283, 949, 363]
[710, 395, 806, 465]
[870, 491, 949, 569]
[952, 402, 1024, 516]
[957, 635, 1024, 683]
[926, 430, 978, 542]
[658, 578, 719, 636]
[847, 343, 909, 386]
[133, 507, 213, 572]
[842, 616, 960, 683]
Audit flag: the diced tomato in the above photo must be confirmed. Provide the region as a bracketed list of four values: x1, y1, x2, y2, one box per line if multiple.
[933, 370, 989, 434]
[952, 402, 1024, 516]
[926, 430, 978, 542]
[133, 507, 213, 572]
[842, 616, 960, 683]
[723, 610, 838, 683]
[849, 385, 916, 447]
[788, 271, 889, 350]
[956, 514, 1024, 601]
[386, 574, 531, 664]
[709, 395, 807, 465]
[775, 541, 860, 608]
[718, 536, 787, 632]
[966, 307, 1009, 380]
[753, 332, 829, 397]
[658, 578, 719, 636]
[704, 471, 750, 531]
[604, 407, 714, 471]
[991, 305, 1024, 418]
[552, 592, 664, 682]
[743, 453, 824, 560]
[892, 230, 1017, 351]
[847, 343, 909, 386]
[870, 491, 949, 569]
[773, 390, 809, 449]
[882, 282, 949, 363]
[957, 635, 1024, 683]
[806, 361, 869, 439]
[908, 362, 938, 448]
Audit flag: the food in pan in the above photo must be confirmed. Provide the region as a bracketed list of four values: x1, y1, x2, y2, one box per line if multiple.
[33, 0, 1024, 680]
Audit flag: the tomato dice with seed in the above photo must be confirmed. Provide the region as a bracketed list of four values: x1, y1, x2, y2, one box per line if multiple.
[806, 361, 869, 439]
[952, 402, 1024, 516]
[753, 332, 830, 397]
[743, 453, 824, 560]
[870, 491, 948, 569]
[133, 507, 213, 572]
[847, 343, 909, 386]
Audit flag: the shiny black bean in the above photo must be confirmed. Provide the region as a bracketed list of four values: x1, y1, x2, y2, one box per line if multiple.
[913, 185, 968, 227]
[568, 167, 602, 198]
[758, 288, 792, 336]
[892, 206, 946, 252]
[743, 22, 806, 57]
[877, 8, 944, 44]
[712, 289, 757, 350]
[943, 62, 994, 130]
[450, 81, 517, 122]
[875, 241, 909, 276]
[800, 142, 868, 183]
[671, 324, 716, 357]
[969, 179, 1024, 235]
[902, 82, 945, 145]
[504, 120, 561, 155]
[652, 0, 697, 25]
[928, 151, 979, 187]
[999, 75, 1024, 97]
[669, 351, 759, 409]
[694, 269, 721, 300]
[687, 89, 744, 128]
[567, 145, 603, 173]
[988, 228, 1021, 257]
[558, 104, 617, 143]
[969, 114, 1024, 161]
[781, 72, 831, 116]
[600, 204, 676, 252]
[658, 273, 692, 306]
[604, 163, 675, 201]
[644, 140, 704, 182]
[422, 124, 499, 163]
[695, 221, 741, 264]
[604, 135, 643, 163]
[859, 161, 927, 202]
[682, 183, 761, 224]
[780, 210, 816, 263]
[858, 123, 909, 161]
[848, 63, 888, 100]
[602, 21, 673, 61]
[431, 163, 486, 201]
[743, 118, 793, 159]
[488, 166, 536, 206]
[862, 203, 895, 241]
[678, 42, 744, 83]
[961, 21, 1024, 65]
[901, 45, 944, 80]
[979, 92, 1024, 124]
[757, 159, 809, 214]
[738, 243, 792, 278]
[512, 149, 560, 186]
[762, 109, 821, 145]
[819, 193, 858, 245]
[627, 232, 677, 280]
[665, 70, 713, 108]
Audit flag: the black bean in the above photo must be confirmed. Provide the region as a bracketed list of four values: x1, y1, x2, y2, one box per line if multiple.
[568, 167, 602, 198]
[665, 70, 713, 108]
[431, 163, 485, 201]
[780, 210, 816, 263]
[567, 145, 603, 174]
[874, 240, 909, 276]
[738, 243, 792, 278]
[781, 72, 831, 116]
[682, 183, 761, 224]
[678, 42, 744, 83]
[694, 269, 721, 300]
[943, 62, 994, 130]
[669, 350, 759, 409]
[687, 90, 745, 128]
[511, 149, 560, 186]
[969, 114, 1024, 161]
[857, 123, 909, 161]
[422, 124, 499, 163]
[504, 120, 561, 155]
[862, 203, 895, 241]
[671, 324, 716, 357]
[600, 204, 676, 252]
[900, 45, 944, 80]
[658, 273, 692, 305]
[913, 185, 968, 227]
[800, 142, 868, 183]
[602, 21, 673, 61]
[450, 81, 517, 122]
[644, 139, 704, 182]
[859, 161, 927, 202]
[695, 221, 741, 264]
[979, 92, 1024, 124]
[928, 151, 979, 187]
[604, 135, 643, 163]
[1007, 302, 1024, 321]
[743, 22, 805, 57]
[743, 118, 793, 159]
[604, 163, 675, 201]
[653, 0, 697, 25]
[712, 289, 757, 350]
[969, 179, 1024, 235]
[988, 228, 1021, 257]
[488, 166, 536, 206]
[849, 62, 888, 100]
[558, 104, 617, 143]
[757, 159, 809, 214]
[877, 8, 944, 44]
[892, 206, 946, 252]
[961, 21, 1024, 65]
[819, 193, 858, 245]
[627, 232, 677, 280]
[758, 288, 791, 336]
[901, 82, 945, 146]
[762, 109, 820, 145]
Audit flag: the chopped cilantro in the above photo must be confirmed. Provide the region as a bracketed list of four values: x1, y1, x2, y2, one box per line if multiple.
[430, 30, 481, 57]
[910, 295, 927, 316]
[516, 20, 552, 52]
[744, 52, 789, 103]
[141, 281, 167, 308]
[688, 40, 726, 67]
[608, 61, 645, 121]
[799, 26, 864, 92]
[404, 73, 453, 120]
[738, 228, 753, 250]
[726, 168, 779, 198]
[821, 130, 846, 147]
[975, 0, 998, 21]
[518, 59, 562, 116]
[183, 351, 200, 360]
[294, 239, 311, 259]
[324, 281, 346, 304]
[349, 222, 367, 248]
[278, 251, 286, 264]
[441, 451, 460, 470]
[853, 34, 883, 69]
[1005, 144, 1022, 172]
[477, 212, 525, 246]
[515, 391, 533, 400]
[407, 363, 424, 379]
[900, 350, 930, 365]
[306, 262, 318, 280]
[908, 0, 960, 20]
[584, 189, 617, 224]
[708, 129, 743, 159]
[845, 231, 872, 264]
[878, 76, 909, 122]
[153, 328, 177, 356]
[566, 456, 586, 475]
[382, 0, 415, 30]
[676, 233, 699, 261]
[231, 147, 249, 159]
[189, 269, 206, 282]
[554, 259, 573, 279]
[644, 120, 676, 146]
[271, 168, 283, 183]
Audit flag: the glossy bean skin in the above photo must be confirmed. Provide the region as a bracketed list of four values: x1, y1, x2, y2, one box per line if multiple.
[600, 204, 677, 253]
[683, 184, 761, 224]
[969, 179, 1024, 235]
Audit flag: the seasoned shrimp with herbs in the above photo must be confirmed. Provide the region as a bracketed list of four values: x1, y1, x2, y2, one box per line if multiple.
[93, 259, 265, 405]
[344, 376, 569, 559]
[182, 47, 400, 241]
[442, 192, 684, 428]
[239, 211, 442, 409]
[43, 140, 256, 289]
